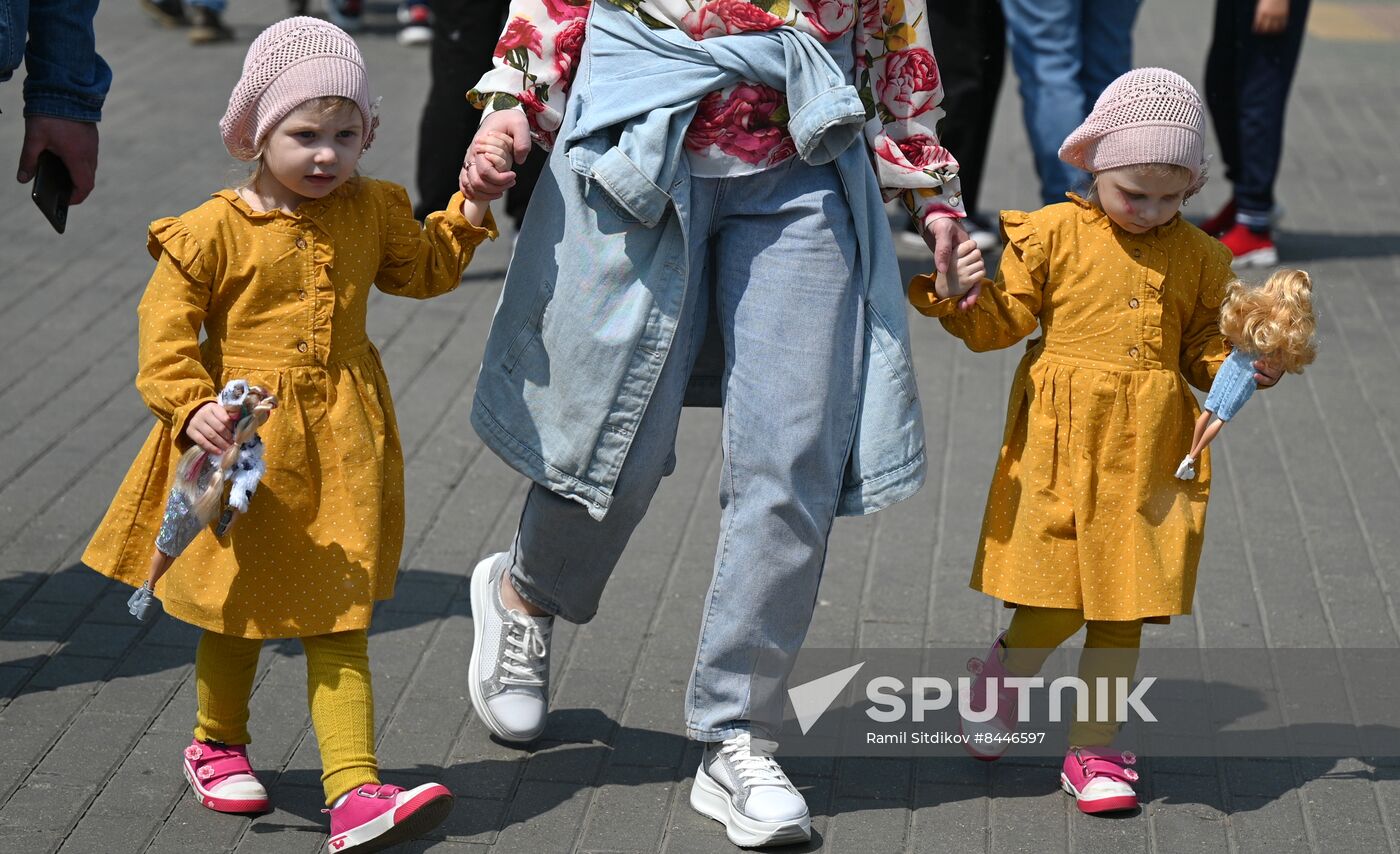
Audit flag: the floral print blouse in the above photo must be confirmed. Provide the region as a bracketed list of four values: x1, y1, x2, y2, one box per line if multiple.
[469, 0, 965, 226]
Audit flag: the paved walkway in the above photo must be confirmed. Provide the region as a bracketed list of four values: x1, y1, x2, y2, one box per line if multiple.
[1, 1, 1398, 851]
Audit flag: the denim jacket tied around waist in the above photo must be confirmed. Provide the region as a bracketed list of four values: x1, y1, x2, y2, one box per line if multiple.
[470, 0, 927, 520]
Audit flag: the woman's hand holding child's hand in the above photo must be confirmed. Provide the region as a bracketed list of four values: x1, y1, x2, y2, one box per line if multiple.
[937, 237, 986, 310]
[186, 402, 236, 455]
[460, 131, 515, 226]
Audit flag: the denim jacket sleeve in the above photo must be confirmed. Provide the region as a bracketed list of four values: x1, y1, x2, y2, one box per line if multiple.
[4, 0, 112, 122]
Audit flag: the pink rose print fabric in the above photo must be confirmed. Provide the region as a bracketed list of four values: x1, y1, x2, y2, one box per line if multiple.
[469, 0, 963, 224]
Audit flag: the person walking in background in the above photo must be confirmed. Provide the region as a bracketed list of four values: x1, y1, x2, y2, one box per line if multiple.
[413, 0, 543, 223]
[1002, 0, 1143, 205]
[140, 0, 235, 43]
[397, 0, 433, 46]
[3, 0, 110, 206]
[918, 0, 1006, 251]
[1202, 0, 1311, 266]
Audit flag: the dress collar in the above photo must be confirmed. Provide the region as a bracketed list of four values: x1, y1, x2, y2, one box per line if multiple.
[213, 178, 357, 223]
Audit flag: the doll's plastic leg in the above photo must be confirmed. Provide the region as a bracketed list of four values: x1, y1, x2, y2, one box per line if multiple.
[214, 506, 242, 538]
[146, 549, 177, 589]
[1188, 410, 1214, 458]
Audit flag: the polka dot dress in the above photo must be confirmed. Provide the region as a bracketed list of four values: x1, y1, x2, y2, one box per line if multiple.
[910, 194, 1234, 622]
[83, 178, 496, 639]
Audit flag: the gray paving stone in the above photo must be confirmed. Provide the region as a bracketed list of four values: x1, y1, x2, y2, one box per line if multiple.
[1, 1, 1397, 852]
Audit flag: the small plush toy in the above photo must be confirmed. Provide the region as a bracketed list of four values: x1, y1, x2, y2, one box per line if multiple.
[1175, 268, 1317, 479]
[128, 380, 277, 621]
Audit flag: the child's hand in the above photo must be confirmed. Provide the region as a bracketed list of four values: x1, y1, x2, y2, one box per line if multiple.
[186, 402, 236, 455]
[461, 111, 529, 202]
[1254, 358, 1284, 389]
[933, 238, 985, 307]
[460, 132, 515, 225]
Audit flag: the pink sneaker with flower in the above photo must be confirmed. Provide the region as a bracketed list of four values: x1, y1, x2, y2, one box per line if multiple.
[1060, 747, 1140, 814]
[182, 739, 269, 814]
[325, 782, 453, 852]
[960, 632, 1022, 760]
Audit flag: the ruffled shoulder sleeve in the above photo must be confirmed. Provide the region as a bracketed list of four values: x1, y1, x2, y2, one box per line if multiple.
[999, 209, 1051, 277]
[146, 214, 216, 284]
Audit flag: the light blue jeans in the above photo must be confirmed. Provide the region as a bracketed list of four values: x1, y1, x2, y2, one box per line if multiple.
[1003, 0, 1143, 205]
[508, 156, 862, 741]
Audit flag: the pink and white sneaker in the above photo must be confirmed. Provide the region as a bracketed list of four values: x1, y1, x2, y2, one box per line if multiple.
[1060, 747, 1140, 814]
[961, 632, 1022, 760]
[325, 782, 453, 852]
[182, 739, 269, 814]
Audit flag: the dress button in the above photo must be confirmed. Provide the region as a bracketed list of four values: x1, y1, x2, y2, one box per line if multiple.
[1129, 298, 1140, 309]
[1131, 248, 1142, 258]
[298, 289, 307, 300]
[297, 341, 309, 353]
[1129, 346, 1140, 359]
[296, 238, 308, 250]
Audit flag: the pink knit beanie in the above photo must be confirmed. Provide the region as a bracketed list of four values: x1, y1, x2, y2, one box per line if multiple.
[219, 16, 376, 161]
[1059, 68, 1207, 194]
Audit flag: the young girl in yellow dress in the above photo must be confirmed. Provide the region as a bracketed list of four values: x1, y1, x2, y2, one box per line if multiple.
[82, 18, 507, 852]
[909, 68, 1290, 815]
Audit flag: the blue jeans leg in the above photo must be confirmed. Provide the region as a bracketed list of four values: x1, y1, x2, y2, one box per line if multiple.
[1004, 0, 1089, 204]
[507, 196, 712, 624]
[1079, 0, 1142, 104]
[685, 159, 862, 741]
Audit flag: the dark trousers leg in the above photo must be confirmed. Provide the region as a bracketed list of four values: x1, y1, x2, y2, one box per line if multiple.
[925, 0, 1006, 217]
[414, 0, 545, 224]
[1205, 0, 1310, 215]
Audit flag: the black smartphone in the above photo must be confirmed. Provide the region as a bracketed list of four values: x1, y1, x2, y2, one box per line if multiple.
[31, 150, 73, 234]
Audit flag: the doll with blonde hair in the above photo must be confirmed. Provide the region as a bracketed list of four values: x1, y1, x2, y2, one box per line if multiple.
[1175, 268, 1317, 478]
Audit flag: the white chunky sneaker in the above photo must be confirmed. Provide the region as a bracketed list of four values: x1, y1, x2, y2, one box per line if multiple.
[1174, 455, 1197, 480]
[468, 553, 552, 742]
[690, 732, 811, 848]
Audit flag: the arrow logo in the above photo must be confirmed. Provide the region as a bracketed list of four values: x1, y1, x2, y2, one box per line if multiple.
[787, 661, 865, 735]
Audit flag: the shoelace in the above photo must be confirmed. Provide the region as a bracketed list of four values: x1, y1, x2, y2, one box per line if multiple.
[720, 733, 790, 789]
[500, 610, 549, 686]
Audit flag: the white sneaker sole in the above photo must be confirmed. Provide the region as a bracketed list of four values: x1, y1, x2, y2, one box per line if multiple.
[1059, 772, 1139, 814]
[689, 766, 811, 848]
[468, 554, 539, 743]
[1230, 245, 1279, 268]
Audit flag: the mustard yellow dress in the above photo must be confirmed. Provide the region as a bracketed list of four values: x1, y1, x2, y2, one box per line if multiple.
[910, 195, 1234, 621]
[83, 178, 496, 639]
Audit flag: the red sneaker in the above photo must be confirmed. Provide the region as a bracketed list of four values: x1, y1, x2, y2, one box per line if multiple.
[182, 739, 269, 814]
[1218, 222, 1279, 268]
[325, 782, 453, 852]
[1199, 198, 1237, 237]
[1060, 747, 1140, 815]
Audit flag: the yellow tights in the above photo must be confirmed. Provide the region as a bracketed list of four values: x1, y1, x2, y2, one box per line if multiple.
[195, 629, 379, 805]
[1001, 606, 1144, 748]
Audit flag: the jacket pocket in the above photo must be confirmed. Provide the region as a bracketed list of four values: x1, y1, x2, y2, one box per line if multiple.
[502, 278, 554, 374]
[865, 300, 918, 405]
